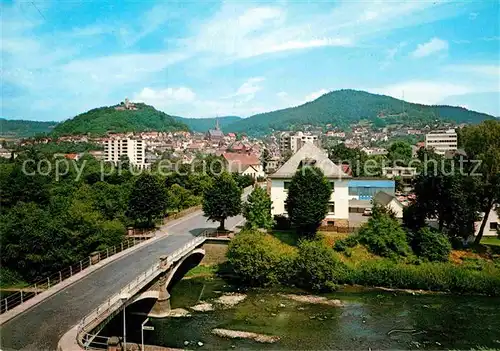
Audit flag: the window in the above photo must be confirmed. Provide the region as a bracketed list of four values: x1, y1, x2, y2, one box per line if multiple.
[284, 181, 291, 190]
[490, 222, 498, 231]
[327, 221, 335, 226]
[328, 202, 335, 214]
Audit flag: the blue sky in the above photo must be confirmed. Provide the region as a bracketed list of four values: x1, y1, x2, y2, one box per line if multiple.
[1, 0, 499, 121]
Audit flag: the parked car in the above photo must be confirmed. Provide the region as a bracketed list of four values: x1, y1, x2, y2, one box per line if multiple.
[363, 208, 372, 216]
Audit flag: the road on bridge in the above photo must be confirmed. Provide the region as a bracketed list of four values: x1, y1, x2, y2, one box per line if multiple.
[0, 208, 246, 351]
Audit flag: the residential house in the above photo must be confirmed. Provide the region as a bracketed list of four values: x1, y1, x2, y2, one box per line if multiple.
[382, 166, 417, 179]
[269, 143, 351, 227]
[222, 152, 265, 179]
[372, 191, 404, 218]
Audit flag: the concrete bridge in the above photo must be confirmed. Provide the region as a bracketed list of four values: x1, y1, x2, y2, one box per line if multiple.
[0, 187, 252, 351]
[61, 233, 225, 350]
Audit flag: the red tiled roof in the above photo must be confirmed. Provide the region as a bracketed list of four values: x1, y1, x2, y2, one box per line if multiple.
[222, 152, 260, 166]
[65, 153, 78, 160]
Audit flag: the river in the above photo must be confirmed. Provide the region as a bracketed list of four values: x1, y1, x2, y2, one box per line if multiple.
[101, 277, 500, 350]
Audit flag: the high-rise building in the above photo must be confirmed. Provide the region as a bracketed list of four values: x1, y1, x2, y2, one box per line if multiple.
[279, 131, 319, 155]
[104, 137, 148, 169]
[424, 129, 458, 155]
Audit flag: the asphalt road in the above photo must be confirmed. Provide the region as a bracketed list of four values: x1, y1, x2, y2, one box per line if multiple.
[0, 209, 245, 351]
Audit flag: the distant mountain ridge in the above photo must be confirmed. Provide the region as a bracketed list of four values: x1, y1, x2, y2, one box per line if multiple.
[0, 118, 57, 138]
[4, 90, 495, 138]
[52, 103, 189, 136]
[225, 89, 495, 135]
[173, 116, 242, 133]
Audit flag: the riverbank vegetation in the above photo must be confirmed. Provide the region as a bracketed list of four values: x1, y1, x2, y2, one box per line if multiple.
[226, 229, 500, 296]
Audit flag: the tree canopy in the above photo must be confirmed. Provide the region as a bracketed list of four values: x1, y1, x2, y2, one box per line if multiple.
[128, 173, 167, 225]
[202, 172, 242, 230]
[225, 89, 494, 136]
[52, 103, 188, 136]
[285, 166, 332, 238]
[243, 186, 274, 230]
[459, 120, 500, 244]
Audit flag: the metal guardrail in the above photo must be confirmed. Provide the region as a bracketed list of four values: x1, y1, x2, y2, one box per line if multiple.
[0, 234, 157, 315]
[78, 231, 211, 350]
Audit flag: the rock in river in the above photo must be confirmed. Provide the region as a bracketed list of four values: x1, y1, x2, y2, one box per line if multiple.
[212, 328, 280, 343]
[215, 293, 247, 308]
[280, 294, 343, 307]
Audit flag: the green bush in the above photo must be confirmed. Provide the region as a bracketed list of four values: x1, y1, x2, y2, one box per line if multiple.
[294, 240, 349, 292]
[411, 228, 451, 262]
[348, 260, 500, 296]
[226, 230, 294, 287]
[357, 211, 410, 258]
[273, 215, 291, 230]
[333, 235, 359, 252]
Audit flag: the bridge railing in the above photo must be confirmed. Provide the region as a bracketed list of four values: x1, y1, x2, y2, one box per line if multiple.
[77, 233, 211, 349]
[0, 235, 156, 315]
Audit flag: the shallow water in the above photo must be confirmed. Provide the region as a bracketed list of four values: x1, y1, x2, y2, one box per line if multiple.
[103, 277, 500, 350]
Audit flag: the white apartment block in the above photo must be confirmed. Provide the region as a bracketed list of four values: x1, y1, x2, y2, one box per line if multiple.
[104, 137, 148, 169]
[425, 129, 458, 155]
[280, 131, 319, 154]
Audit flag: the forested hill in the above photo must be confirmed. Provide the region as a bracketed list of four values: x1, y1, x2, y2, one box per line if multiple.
[52, 103, 189, 136]
[0, 119, 58, 138]
[173, 116, 242, 132]
[226, 89, 495, 135]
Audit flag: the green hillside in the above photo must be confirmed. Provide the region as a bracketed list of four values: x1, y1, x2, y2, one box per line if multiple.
[226, 89, 495, 135]
[0, 119, 57, 138]
[52, 103, 189, 136]
[173, 116, 241, 132]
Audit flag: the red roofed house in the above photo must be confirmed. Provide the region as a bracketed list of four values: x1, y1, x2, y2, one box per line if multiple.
[222, 152, 265, 179]
[64, 153, 81, 161]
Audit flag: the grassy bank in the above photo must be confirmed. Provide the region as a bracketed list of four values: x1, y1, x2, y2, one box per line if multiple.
[224, 230, 500, 296]
[481, 236, 500, 247]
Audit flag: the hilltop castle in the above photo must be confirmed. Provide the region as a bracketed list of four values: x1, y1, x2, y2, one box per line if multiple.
[115, 98, 138, 111]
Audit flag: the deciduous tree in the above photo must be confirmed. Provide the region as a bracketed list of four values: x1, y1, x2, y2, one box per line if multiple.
[285, 166, 332, 238]
[243, 186, 274, 230]
[202, 172, 242, 230]
[460, 120, 500, 244]
[128, 173, 167, 226]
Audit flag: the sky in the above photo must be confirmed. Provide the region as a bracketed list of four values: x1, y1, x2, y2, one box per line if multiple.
[1, 0, 499, 122]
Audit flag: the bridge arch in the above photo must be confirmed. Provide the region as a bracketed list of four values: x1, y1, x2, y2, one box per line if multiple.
[165, 248, 205, 292]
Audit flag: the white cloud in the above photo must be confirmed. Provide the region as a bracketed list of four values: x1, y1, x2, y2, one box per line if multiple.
[234, 77, 265, 97]
[222, 77, 265, 102]
[302, 89, 329, 104]
[380, 41, 407, 69]
[469, 12, 478, 20]
[69, 24, 111, 37]
[135, 87, 196, 104]
[411, 37, 449, 58]
[277, 91, 288, 98]
[186, 4, 353, 61]
[119, 3, 178, 47]
[369, 81, 473, 105]
[445, 64, 500, 78]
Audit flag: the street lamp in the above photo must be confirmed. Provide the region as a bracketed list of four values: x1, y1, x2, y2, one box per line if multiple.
[120, 293, 131, 351]
[141, 317, 154, 351]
